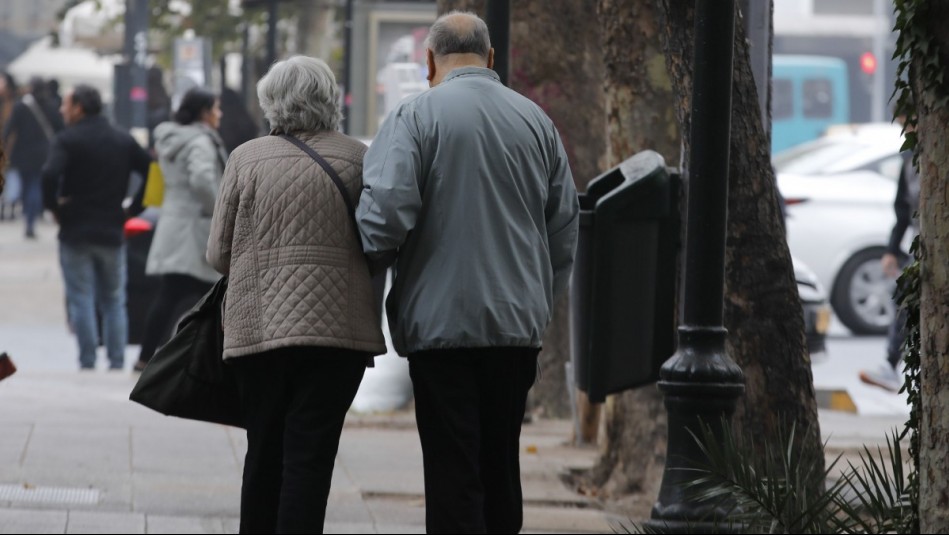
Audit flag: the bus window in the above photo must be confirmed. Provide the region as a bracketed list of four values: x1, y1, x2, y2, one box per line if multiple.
[773, 78, 794, 119]
[803, 78, 834, 118]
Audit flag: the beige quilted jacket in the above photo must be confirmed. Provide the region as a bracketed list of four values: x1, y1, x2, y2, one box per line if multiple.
[207, 130, 386, 359]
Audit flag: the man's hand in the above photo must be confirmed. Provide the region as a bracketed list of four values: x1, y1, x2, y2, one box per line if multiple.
[882, 253, 900, 279]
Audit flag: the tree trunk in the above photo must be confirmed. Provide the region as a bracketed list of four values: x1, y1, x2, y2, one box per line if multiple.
[295, 4, 334, 60]
[436, 0, 607, 419]
[914, 5, 949, 530]
[657, 0, 823, 480]
[585, 0, 679, 511]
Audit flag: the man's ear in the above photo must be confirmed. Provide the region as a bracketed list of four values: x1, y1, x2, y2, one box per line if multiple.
[426, 49, 436, 84]
[487, 48, 495, 70]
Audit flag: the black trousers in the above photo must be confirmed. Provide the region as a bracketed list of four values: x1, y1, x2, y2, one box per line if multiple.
[138, 274, 214, 363]
[232, 347, 367, 534]
[409, 347, 540, 534]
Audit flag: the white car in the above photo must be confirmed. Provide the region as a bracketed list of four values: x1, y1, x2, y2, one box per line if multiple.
[777, 124, 905, 335]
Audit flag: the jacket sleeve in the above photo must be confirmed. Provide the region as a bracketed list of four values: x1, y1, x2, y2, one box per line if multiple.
[546, 130, 580, 302]
[183, 135, 221, 216]
[355, 105, 423, 263]
[40, 134, 67, 214]
[207, 158, 240, 275]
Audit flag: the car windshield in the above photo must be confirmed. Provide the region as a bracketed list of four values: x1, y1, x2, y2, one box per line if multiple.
[775, 138, 900, 178]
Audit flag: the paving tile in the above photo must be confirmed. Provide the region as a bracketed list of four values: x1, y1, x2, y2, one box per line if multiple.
[145, 515, 225, 534]
[132, 473, 240, 517]
[0, 508, 67, 534]
[0, 425, 31, 466]
[131, 425, 240, 477]
[523, 506, 615, 533]
[324, 491, 373, 524]
[220, 517, 240, 534]
[363, 497, 425, 527]
[336, 430, 424, 496]
[21, 425, 130, 477]
[324, 522, 377, 534]
[374, 524, 425, 534]
[66, 510, 145, 534]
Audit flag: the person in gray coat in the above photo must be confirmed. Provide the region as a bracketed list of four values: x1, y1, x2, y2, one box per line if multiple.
[134, 88, 227, 371]
[356, 12, 580, 534]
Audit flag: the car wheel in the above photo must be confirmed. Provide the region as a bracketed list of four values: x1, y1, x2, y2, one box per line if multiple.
[831, 247, 896, 336]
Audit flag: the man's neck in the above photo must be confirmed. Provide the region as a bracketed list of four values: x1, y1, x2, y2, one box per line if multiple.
[433, 56, 488, 86]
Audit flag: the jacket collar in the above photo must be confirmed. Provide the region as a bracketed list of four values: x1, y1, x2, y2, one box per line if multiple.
[443, 67, 501, 85]
[74, 115, 108, 127]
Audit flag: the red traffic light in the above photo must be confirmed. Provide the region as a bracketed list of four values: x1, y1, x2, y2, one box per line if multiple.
[860, 52, 877, 75]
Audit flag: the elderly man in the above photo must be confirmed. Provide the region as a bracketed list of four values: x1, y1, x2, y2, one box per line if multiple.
[42, 85, 151, 370]
[356, 11, 579, 534]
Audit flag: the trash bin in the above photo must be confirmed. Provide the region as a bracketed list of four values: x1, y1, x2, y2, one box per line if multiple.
[570, 150, 681, 403]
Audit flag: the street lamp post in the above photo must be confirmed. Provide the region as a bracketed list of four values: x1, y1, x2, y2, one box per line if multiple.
[267, 0, 279, 68]
[117, 0, 148, 131]
[646, 0, 745, 532]
[485, 0, 510, 86]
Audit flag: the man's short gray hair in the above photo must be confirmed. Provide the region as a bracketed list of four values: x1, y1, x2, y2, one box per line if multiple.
[425, 11, 491, 59]
[257, 56, 341, 133]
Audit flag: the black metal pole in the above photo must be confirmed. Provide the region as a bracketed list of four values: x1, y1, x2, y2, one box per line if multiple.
[127, 0, 148, 132]
[485, 0, 510, 86]
[646, 0, 745, 532]
[342, 0, 354, 134]
[267, 0, 279, 68]
[241, 23, 251, 103]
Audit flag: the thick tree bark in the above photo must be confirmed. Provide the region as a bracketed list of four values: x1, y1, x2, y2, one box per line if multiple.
[656, 0, 823, 479]
[915, 5, 949, 530]
[436, 0, 607, 418]
[586, 0, 679, 509]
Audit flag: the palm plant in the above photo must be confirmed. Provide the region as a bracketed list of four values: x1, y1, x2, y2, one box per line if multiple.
[628, 421, 914, 534]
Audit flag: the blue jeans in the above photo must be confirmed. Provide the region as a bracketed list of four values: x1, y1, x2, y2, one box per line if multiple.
[18, 170, 42, 234]
[59, 242, 128, 369]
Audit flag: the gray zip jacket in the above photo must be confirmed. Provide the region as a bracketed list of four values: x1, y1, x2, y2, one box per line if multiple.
[356, 67, 580, 356]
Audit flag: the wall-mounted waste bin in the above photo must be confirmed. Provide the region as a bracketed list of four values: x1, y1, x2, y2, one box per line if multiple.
[570, 150, 681, 403]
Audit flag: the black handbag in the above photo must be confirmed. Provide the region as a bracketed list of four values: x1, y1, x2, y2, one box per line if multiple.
[129, 277, 243, 428]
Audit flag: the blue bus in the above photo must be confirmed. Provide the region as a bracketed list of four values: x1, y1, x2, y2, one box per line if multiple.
[772, 55, 850, 153]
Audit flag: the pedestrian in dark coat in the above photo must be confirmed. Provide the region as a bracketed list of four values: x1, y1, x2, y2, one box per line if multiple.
[4, 77, 63, 238]
[41, 85, 152, 370]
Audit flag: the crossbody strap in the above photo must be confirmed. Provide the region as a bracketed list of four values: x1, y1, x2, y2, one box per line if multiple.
[278, 134, 382, 370]
[278, 133, 362, 248]
[22, 94, 55, 142]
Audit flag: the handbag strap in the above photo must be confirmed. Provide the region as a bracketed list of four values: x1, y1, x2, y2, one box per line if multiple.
[22, 94, 55, 142]
[279, 134, 357, 216]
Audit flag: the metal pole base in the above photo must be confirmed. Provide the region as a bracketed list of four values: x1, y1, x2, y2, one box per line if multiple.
[645, 327, 745, 534]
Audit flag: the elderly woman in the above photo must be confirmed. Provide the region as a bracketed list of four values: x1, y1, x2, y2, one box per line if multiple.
[207, 57, 386, 533]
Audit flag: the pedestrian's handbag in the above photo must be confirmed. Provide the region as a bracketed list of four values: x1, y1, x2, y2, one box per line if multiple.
[129, 277, 243, 428]
[142, 162, 164, 207]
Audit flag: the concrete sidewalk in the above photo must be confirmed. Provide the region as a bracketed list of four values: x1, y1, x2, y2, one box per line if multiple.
[0, 370, 618, 534]
[0, 219, 909, 534]
[0, 369, 908, 534]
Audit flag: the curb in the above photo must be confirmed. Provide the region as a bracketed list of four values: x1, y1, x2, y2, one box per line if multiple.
[815, 388, 858, 413]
